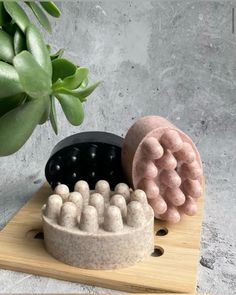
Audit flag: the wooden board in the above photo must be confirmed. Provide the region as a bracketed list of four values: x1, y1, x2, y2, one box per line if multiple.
[0, 183, 204, 293]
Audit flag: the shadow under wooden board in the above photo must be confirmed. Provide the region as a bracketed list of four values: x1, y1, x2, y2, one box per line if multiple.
[0, 183, 204, 293]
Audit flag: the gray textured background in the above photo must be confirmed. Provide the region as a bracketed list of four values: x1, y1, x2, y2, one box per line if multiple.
[0, 1, 236, 294]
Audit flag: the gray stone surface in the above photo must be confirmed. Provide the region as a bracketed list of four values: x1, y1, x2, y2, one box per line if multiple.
[0, 0, 235, 294]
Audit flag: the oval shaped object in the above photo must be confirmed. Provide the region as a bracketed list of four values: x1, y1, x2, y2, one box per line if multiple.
[122, 115, 203, 223]
[45, 132, 126, 190]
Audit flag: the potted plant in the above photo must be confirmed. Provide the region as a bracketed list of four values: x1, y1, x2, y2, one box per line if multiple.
[0, 1, 99, 156]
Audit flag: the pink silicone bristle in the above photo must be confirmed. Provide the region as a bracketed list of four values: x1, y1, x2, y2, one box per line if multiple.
[182, 179, 202, 198]
[174, 142, 196, 164]
[136, 160, 158, 179]
[160, 170, 182, 188]
[138, 179, 159, 199]
[160, 130, 183, 152]
[164, 187, 185, 206]
[149, 196, 167, 215]
[141, 137, 164, 159]
[180, 161, 202, 180]
[122, 116, 203, 223]
[180, 196, 198, 216]
[155, 150, 177, 170]
[159, 206, 181, 223]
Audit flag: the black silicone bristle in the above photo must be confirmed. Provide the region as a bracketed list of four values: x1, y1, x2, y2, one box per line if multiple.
[45, 132, 126, 191]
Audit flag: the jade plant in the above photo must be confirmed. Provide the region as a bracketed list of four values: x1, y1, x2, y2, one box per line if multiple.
[0, 1, 99, 156]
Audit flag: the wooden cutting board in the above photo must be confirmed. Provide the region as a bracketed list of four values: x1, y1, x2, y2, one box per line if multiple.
[0, 183, 204, 293]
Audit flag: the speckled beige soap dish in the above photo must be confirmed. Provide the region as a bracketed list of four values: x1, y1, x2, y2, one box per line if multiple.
[42, 180, 154, 269]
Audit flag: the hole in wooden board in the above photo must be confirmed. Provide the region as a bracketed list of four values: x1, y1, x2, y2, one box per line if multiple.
[26, 229, 44, 240]
[151, 246, 164, 257]
[34, 232, 44, 239]
[156, 227, 168, 236]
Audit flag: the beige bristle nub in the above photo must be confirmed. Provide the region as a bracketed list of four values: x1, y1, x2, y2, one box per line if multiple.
[68, 192, 83, 208]
[130, 189, 150, 215]
[130, 189, 148, 204]
[110, 194, 127, 219]
[54, 184, 70, 201]
[79, 205, 99, 233]
[68, 192, 83, 221]
[114, 183, 130, 202]
[95, 180, 110, 203]
[45, 194, 63, 220]
[127, 201, 146, 228]
[59, 202, 77, 228]
[103, 206, 123, 232]
[74, 180, 90, 206]
[89, 193, 105, 223]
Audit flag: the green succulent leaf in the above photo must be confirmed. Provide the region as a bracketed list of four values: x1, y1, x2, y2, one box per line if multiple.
[26, 2, 51, 33]
[0, 0, 99, 156]
[74, 82, 100, 101]
[56, 93, 84, 126]
[55, 82, 100, 102]
[52, 58, 76, 83]
[3, 2, 30, 33]
[26, 24, 52, 77]
[2, 22, 17, 36]
[50, 48, 64, 60]
[39, 96, 51, 124]
[13, 51, 52, 99]
[0, 61, 23, 98]
[0, 2, 11, 26]
[0, 98, 45, 156]
[40, 1, 61, 18]
[54, 67, 89, 90]
[49, 96, 58, 134]
[0, 93, 26, 118]
[80, 76, 89, 89]
[0, 29, 14, 63]
[14, 28, 26, 55]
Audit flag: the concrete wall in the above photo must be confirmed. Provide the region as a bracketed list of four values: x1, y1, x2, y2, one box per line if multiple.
[0, 1, 235, 294]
